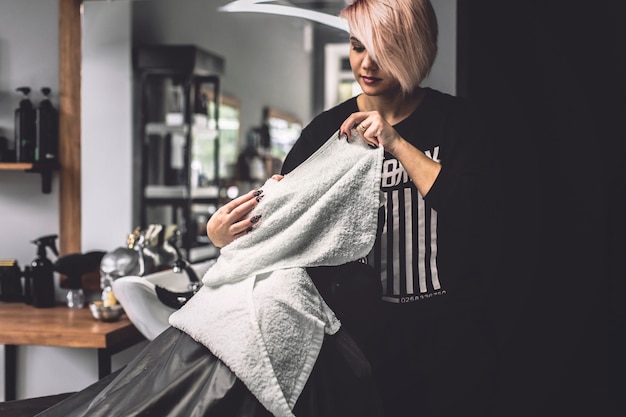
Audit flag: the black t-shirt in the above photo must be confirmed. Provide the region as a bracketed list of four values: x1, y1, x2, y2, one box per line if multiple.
[282, 88, 497, 316]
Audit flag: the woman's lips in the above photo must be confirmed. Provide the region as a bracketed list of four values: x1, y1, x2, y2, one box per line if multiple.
[361, 75, 381, 85]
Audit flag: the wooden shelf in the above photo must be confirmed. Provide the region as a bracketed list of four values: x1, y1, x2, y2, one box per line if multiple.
[0, 161, 60, 193]
[0, 162, 55, 170]
[0, 162, 37, 170]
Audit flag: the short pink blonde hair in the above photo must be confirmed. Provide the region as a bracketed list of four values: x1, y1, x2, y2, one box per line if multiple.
[340, 0, 438, 95]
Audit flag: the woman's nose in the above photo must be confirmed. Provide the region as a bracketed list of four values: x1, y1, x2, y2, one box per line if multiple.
[362, 53, 378, 70]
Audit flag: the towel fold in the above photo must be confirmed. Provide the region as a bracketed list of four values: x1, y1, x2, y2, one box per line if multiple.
[169, 131, 384, 417]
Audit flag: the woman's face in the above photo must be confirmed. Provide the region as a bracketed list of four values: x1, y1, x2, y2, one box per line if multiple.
[349, 36, 401, 97]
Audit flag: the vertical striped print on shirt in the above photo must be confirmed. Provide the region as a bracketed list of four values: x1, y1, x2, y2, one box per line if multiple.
[371, 164, 440, 304]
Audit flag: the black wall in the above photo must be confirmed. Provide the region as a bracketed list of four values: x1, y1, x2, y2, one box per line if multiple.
[458, 0, 624, 415]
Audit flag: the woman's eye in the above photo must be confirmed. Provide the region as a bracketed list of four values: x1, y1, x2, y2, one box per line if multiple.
[352, 45, 365, 52]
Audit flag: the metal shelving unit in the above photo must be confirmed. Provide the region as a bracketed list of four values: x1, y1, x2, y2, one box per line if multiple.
[135, 45, 225, 262]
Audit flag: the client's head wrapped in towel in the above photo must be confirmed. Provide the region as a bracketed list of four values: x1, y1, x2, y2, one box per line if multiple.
[170, 130, 384, 417]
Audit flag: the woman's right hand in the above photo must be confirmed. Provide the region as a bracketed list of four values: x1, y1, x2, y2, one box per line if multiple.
[206, 188, 264, 248]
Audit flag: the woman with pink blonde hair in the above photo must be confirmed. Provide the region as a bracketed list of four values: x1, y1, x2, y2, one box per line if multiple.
[279, 1, 498, 415]
[39, 1, 497, 416]
[212, 0, 497, 415]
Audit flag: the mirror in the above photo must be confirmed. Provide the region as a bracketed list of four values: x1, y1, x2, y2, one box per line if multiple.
[69, 0, 455, 260]
[74, 0, 350, 264]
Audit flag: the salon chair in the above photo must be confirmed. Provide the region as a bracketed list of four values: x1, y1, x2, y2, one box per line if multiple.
[0, 392, 74, 416]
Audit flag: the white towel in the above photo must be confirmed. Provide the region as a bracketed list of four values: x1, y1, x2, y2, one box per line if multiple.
[169, 131, 384, 417]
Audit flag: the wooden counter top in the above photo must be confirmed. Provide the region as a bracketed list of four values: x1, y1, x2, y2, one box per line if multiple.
[1, 302, 146, 401]
[0, 302, 143, 349]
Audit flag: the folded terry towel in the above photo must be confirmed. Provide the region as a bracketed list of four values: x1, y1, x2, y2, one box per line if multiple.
[169, 131, 383, 417]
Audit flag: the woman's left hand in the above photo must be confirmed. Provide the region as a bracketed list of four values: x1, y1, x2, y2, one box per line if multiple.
[339, 111, 402, 155]
[340, 110, 441, 196]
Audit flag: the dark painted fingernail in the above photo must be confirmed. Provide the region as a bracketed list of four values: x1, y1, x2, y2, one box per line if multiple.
[246, 227, 253, 233]
[250, 214, 262, 224]
[253, 189, 263, 197]
[256, 194, 264, 202]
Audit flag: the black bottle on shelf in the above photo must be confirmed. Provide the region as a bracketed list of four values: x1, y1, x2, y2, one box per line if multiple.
[35, 87, 59, 162]
[0, 259, 24, 302]
[14, 86, 37, 163]
[23, 265, 33, 304]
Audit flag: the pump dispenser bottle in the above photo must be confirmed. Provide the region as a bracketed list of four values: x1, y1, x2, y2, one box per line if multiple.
[30, 234, 59, 308]
[35, 87, 59, 162]
[15, 87, 36, 162]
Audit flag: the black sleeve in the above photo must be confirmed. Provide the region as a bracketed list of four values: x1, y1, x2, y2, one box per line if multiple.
[280, 123, 328, 174]
[281, 99, 357, 174]
[424, 97, 502, 232]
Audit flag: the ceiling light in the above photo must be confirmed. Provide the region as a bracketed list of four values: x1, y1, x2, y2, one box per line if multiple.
[219, 0, 349, 32]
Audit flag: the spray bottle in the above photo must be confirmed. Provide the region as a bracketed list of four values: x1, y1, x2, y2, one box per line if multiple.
[14, 87, 36, 163]
[30, 234, 59, 308]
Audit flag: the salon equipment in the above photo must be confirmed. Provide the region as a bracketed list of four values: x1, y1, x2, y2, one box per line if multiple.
[168, 229, 201, 291]
[112, 259, 215, 340]
[100, 225, 178, 285]
[35, 87, 59, 162]
[99, 226, 159, 308]
[100, 228, 151, 283]
[0, 259, 24, 302]
[54, 251, 106, 309]
[29, 234, 59, 308]
[148, 230, 202, 309]
[0, 135, 11, 161]
[14, 86, 36, 162]
[141, 224, 178, 271]
[89, 301, 124, 322]
[100, 225, 195, 316]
